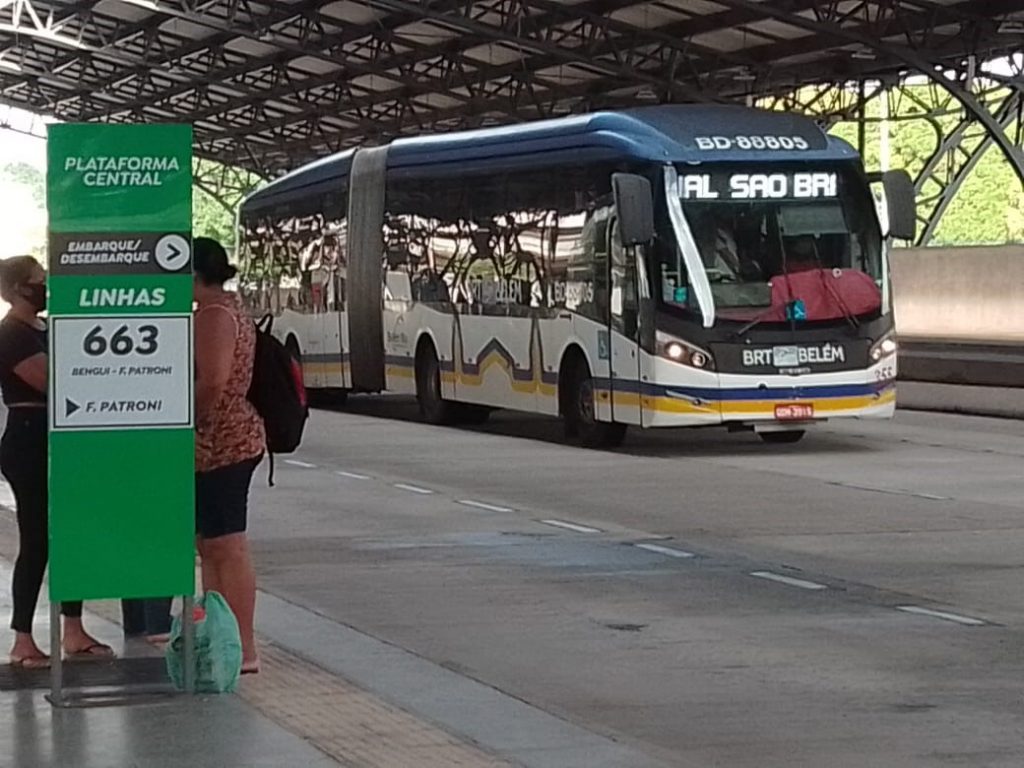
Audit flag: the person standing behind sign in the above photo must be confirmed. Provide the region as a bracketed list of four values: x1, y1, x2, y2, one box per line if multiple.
[0, 256, 114, 668]
[193, 238, 265, 674]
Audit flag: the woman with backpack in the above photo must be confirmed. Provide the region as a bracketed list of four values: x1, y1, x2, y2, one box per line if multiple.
[193, 238, 266, 674]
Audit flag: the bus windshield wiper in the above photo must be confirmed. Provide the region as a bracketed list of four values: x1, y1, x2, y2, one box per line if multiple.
[807, 239, 860, 334]
[733, 305, 782, 339]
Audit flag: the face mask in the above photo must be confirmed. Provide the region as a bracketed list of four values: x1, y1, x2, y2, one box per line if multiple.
[20, 283, 46, 312]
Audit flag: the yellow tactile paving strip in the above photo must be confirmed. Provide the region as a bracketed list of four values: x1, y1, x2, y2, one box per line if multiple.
[0, 510, 511, 768]
[240, 642, 513, 768]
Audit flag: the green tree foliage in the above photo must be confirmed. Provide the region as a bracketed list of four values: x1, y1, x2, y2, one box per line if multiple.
[192, 159, 263, 250]
[0, 161, 44, 204]
[815, 84, 1023, 245]
[193, 184, 237, 247]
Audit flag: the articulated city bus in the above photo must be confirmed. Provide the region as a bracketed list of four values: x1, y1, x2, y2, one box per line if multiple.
[237, 105, 914, 446]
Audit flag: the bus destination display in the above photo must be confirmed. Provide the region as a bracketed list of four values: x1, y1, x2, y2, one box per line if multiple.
[679, 171, 838, 201]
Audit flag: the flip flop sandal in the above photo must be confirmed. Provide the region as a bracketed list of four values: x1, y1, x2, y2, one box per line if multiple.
[64, 643, 115, 662]
[9, 654, 51, 669]
[241, 660, 260, 675]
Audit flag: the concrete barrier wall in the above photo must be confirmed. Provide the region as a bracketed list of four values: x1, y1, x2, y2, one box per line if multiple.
[891, 245, 1024, 342]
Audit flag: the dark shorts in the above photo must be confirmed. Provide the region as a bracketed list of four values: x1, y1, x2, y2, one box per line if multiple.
[195, 456, 262, 539]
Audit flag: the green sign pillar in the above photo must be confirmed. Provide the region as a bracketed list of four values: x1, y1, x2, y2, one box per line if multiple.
[46, 125, 195, 630]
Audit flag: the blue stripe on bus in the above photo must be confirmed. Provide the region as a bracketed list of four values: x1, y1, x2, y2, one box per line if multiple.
[594, 379, 891, 401]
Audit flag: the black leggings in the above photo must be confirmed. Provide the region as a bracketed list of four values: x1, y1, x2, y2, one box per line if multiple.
[1, 409, 81, 634]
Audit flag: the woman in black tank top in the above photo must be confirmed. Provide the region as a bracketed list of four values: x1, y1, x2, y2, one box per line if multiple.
[0, 256, 113, 668]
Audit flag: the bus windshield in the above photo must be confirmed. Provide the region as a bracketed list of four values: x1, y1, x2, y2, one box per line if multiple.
[660, 166, 884, 324]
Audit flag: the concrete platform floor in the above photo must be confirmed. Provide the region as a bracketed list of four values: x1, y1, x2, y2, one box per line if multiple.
[3, 402, 1024, 767]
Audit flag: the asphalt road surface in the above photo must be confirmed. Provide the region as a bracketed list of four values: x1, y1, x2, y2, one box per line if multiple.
[250, 399, 1024, 768]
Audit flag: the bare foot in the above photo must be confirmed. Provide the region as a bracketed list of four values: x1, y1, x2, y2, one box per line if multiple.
[9, 653, 50, 669]
[10, 634, 49, 668]
[63, 630, 114, 659]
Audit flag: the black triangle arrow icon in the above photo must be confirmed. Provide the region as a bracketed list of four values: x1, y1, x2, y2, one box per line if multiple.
[66, 399, 81, 417]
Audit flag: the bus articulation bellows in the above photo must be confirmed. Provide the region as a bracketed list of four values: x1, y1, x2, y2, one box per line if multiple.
[238, 105, 913, 446]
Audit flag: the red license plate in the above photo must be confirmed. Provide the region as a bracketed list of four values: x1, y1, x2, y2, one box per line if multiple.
[775, 403, 814, 421]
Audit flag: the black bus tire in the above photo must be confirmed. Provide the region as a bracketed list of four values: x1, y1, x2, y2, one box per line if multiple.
[416, 344, 455, 425]
[564, 360, 626, 449]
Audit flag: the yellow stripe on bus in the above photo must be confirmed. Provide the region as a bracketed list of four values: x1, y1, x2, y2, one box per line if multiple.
[605, 389, 894, 416]
[453, 353, 556, 397]
[302, 361, 347, 376]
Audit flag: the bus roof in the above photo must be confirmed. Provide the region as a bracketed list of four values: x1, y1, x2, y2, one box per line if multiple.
[241, 104, 857, 219]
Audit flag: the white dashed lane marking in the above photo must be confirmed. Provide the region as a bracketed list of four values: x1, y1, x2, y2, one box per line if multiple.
[634, 542, 696, 559]
[750, 571, 829, 591]
[539, 519, 602, 534]
[457, 500, 514, 513]
[896, 606, 986, 626]
[394, 483, 434, 495]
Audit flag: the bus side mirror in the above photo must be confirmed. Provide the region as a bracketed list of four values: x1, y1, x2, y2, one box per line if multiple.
[880, 169, 916, 241]
[612, 173, 655, 247]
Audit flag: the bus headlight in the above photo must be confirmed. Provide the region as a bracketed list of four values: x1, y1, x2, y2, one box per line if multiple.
[656, 332, 714, 370]
[870, 335, 897, 362]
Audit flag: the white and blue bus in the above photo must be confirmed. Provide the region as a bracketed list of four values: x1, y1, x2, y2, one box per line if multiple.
[237, 105, 913, 446]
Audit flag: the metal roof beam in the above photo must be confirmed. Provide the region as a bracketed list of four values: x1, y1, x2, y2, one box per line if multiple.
[76, 0, 655, 125]
[196, 0, 786, 152]
[915, 89, 1022, 244]
[353, 0, 716, 102]
[205, 0, 997, 160]
[42, 1, 314, 112]
[708, 0, 1024, 182]
[72, 0, 444, 113]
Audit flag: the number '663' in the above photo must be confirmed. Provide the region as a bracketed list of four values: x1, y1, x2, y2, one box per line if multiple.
[83, 325, 159, 356]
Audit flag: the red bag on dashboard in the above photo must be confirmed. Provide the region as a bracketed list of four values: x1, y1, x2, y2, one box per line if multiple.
[769, 268, 881, 322]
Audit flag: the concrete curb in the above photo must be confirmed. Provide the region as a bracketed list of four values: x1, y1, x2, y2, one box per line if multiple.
[898, 382, 1024, 420]
[257, 590, 679, 768]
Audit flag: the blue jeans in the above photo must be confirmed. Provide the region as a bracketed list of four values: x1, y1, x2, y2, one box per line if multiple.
[121, 598, 173, 637]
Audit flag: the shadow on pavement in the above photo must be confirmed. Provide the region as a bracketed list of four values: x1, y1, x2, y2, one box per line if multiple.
[316, 395, 870, 458]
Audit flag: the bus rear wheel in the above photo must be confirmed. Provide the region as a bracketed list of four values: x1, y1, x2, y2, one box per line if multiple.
[416, 345, 455, 425]
[759, 430, 805, 444]
[563, 361, 626, 449]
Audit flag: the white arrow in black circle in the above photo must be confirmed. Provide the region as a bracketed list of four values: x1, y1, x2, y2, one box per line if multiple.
[155, 234, 191, 271]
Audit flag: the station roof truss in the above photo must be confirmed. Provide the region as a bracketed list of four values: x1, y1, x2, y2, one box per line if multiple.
[1, 0, 1022, 244]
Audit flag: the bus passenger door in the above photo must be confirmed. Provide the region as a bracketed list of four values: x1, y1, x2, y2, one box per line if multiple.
[319, 266, 346, 389]
[607, 220, 643, 425]
[383, 271, 415, 394]
[302, 266, 327, 389]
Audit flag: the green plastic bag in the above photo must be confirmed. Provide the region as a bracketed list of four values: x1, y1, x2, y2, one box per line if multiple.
[166, 591, 242, 693]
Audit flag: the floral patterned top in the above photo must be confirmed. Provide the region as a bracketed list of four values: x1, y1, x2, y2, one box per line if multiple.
[195, 293, 266, 472]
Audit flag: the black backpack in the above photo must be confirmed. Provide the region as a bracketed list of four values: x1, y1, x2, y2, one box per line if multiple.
[247, 314, 309, 484]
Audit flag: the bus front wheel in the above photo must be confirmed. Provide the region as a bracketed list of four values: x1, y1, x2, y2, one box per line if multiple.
[416, 345, 455, 425]
[564, 361, 626, 449]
